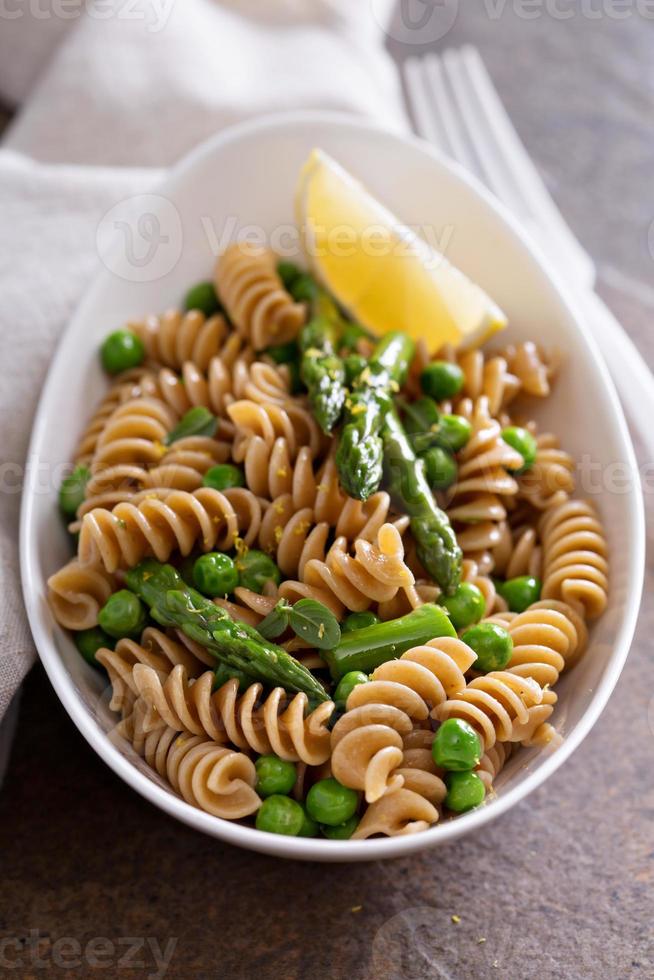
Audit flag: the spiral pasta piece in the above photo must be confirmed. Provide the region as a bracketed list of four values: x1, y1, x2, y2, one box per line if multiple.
[132, 667, 334, 766]
[352, 789, 440, 838]
[454, 348, 522, 416]
[74, 368, 152, 465]
[76, 435, 231, 520]
[492, 522, 542, 582]
[517, 432, 576, 510]
[129, 309, 233, 372]
[434, 670, 545, 751]
[397, 729, 447, 806]
[539, 500, 609, 619]
[498, 341, 558, 398]
[89, 397, 177, 477]
[228, 398, 323, 462]
[476, 742, 512, 793]
[47, 559, 118, 630]
[119, 699, 261, 820]
[216, 243, 306, 349]
[279, 524, 418, 619]
[78, 486, 261, 572]
[97, 626, 211, 716]
[331, 637, 476, 802]
[446, 397, 523, 569]
[484, 601, 586, 688]
[161, 354, 290, 417]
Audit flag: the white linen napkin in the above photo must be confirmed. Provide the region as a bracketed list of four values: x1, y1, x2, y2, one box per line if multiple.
[0, 0, 405, 757]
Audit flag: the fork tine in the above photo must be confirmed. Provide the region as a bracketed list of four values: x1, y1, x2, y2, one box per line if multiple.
[459, 46, 562, 218]
[454, 45, 595, 286]
[440, 48, 529, 219]
[422, 52, 479, 174]
[403, 56, 446, 150]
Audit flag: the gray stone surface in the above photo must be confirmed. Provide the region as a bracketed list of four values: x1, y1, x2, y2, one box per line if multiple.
[1, 5, 653, 979]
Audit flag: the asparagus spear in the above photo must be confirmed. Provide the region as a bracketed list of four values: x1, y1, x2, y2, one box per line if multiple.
[299, 291, 348, 434]
[324, 603, 456, 680]
[125, 560, 330, 703]
[382, 406, 462, 595]
[336, 332, 415, 500]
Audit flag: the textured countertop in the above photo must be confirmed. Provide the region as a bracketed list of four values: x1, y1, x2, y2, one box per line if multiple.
[2, 6, 653, 979]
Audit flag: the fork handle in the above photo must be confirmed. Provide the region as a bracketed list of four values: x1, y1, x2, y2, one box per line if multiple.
[576, 289, 654, 461]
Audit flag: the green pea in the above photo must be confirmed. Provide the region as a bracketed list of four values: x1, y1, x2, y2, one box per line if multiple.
[98, 590, 148, 640]
[184, 281, 221, 317]
[289, 273, 318, 303]
[342, 611, 380, 633]
[58, 464, 90, 519]
[193, 553, 239, 597]
[305, 778, 358, 827]
[421, 361, 464, 401]
[202, 464, 245, 491]
[236, 550, 281, 594]
[440, 582, 486, 631]
[276, 260, 302, 291]
[344, 353, 367, 386]
[422, 446, 457, 491]
[322, 815, 359, 839]
[501, 426, 538, 473]
[100, 329, 145, 375]
[298, 806, 320, 838]
[255, 755, 297, 798]
[265, 340, 299, 364]
[498, 575, 542, 613]
[462, 623, 513, 673]
[333, 670, 369, 706]
[444, 771, 486, 813]
[438, 414, 472, 453]
[432, 718, 482, 771]
[74, 626, 113, 667]
[255, 795, 305, 836]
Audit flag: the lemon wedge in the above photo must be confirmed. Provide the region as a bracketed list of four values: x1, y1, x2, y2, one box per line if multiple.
[296, 149, 507, 350]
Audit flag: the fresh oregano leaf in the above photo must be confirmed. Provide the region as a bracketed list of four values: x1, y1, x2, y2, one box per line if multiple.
[288, 598, 341, 650]
[165, 406, 217, 445]
[257, 600, 292, 640]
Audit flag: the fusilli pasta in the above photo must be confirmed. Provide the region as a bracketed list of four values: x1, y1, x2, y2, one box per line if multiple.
[129, 309, 231, 372]
[79, 486, 262, 572]
[278, 524, 418, 619]
[434, 671, 545, 751]
[119, 699, 261, 819]
[47, 559, 118, 631]
[331, 637, 476, 801]
[132, 667, 335, 765]
[216, 243, 306, 349]
[97, 627, 211, 717]
[539, 500, 609, 618]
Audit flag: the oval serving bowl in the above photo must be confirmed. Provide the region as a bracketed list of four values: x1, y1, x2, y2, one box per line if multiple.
[20, 112, 645, 861]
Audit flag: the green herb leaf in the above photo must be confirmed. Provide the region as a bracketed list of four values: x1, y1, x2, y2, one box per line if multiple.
[257, 600, 292, 640]
[165, 406, 217, 445]
[289, 599, 341, 650]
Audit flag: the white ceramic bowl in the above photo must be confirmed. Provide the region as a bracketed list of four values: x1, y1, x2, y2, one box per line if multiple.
[20, 112, 645, 861]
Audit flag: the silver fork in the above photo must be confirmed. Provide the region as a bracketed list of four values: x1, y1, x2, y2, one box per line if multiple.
[403, 45, 654, 456]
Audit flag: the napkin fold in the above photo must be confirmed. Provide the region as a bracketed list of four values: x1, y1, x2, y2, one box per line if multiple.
[0, 0, 405, 746]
